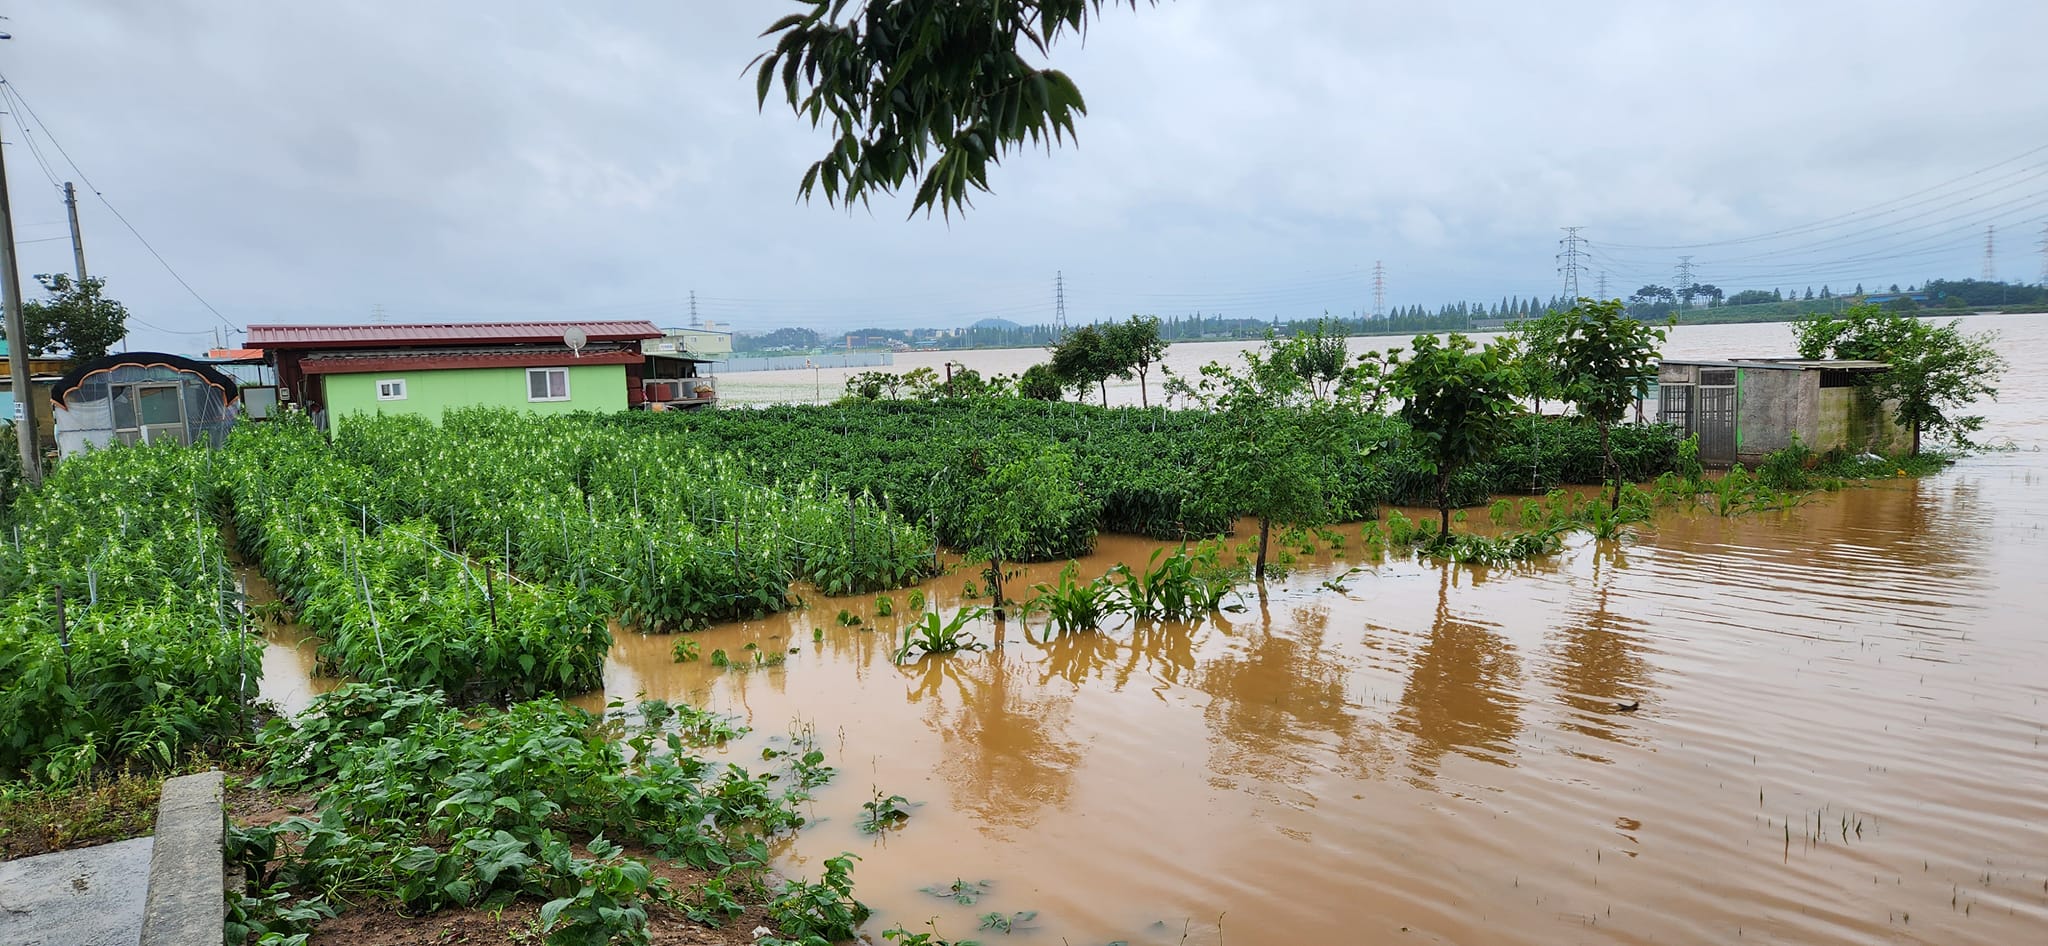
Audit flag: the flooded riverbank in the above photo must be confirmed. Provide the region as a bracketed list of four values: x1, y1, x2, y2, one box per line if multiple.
[256, 315, 2048, 944]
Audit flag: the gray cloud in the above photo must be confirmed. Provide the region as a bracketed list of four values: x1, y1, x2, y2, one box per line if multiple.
[5, 0, 2044, 351]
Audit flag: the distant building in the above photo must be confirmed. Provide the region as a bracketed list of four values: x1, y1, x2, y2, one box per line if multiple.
[1657, 358, 1909, 467]
[645, 326, 733, 356]
[247, 320, 716, 432]
[0, 339, 78, 458]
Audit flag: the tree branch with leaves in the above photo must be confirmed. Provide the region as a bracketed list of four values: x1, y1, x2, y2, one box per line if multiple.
[754, 0, 1153, 217]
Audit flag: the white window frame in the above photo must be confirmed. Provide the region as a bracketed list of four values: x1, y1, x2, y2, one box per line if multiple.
[527, 367, 571, 402]
[376, 378, 408, 401]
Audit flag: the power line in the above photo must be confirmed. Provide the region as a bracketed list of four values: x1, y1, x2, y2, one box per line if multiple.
[0, 72, 234, 331]
[0, 84, 61, 193]
[1601, 141, 2048, 251]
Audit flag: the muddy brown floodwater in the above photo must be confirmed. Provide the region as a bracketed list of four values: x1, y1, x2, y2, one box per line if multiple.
[264, 315, 2048, 945]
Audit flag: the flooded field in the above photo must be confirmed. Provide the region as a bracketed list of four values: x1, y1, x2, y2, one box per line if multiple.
[262, 315, 2048, 944]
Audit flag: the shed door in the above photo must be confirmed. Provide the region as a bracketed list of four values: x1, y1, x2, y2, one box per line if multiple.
[1659, 383, 1692, 430]
[137, 384, 190, 446]
[1696, 384, 1737, 466]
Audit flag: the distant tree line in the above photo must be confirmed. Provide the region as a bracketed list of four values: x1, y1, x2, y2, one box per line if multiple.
[726, 276, 2046, 354]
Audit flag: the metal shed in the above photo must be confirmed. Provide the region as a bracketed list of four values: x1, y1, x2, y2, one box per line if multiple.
[49, 352, 241, 455]
[1656, 358, 1908, 467]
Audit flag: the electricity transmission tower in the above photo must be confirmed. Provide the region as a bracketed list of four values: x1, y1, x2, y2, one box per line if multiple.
[1983, 226, 1997, 281]
[2038, 222, 2048, 287]
[1053, 271, 1067, 331]
[688, 290, 700, 328]
[1372, 261, 1386, 319]
[1597, 270, 1609, 301]
[1675, 256, 1697, 309]
[1557, 227, 1586, 300]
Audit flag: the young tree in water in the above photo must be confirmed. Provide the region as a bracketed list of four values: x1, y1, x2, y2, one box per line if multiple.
[1284, 317, 1350, 399]
[1104, 315, 1168, 407]
[755, 2, 1154, 217]
[1507, 306, 1570, 415]
[1337, 346, 1404, 414]
[1049, 324, 1117, 404]
[1390, 333, 1519, 536]
[937, 434, 1086, 618]
[1018, 363, 1065, 401]
[1551, 298, 1667, 510]
[1794, 303, 2005, 454]
[1183, 342, 1339, 581]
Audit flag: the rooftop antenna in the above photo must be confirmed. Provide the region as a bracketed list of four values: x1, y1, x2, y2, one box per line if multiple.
[563, 326, 587, 359]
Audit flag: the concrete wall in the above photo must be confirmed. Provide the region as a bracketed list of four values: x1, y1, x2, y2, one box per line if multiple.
[323, 363, 628, 434]
[1817, 386, 1912, 454]
[1734, 367, 1814, 462]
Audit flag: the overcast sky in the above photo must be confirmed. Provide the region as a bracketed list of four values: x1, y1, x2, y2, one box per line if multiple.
[4, 1, 2046, 351]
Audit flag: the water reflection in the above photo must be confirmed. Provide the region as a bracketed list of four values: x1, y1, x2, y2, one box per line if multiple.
[1196, 595, 1384, 795]
[906, 649, 1085, 834]
[1035, 625, 1125, 690]
[1395, 567, 1523, 781]
[1545, 578, 1653, 751]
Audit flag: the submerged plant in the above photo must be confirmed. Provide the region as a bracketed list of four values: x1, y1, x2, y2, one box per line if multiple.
[1100, 544, 1241, 621]
[857, 789, 913, 833]
[1025, 562, 1108, 635]
[919, 878, 992, 906]
[978, 910, 1038, 934]
[895, 608, 990, 663]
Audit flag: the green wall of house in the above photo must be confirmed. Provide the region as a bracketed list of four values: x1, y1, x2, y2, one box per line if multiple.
[323, 364, 628, 433]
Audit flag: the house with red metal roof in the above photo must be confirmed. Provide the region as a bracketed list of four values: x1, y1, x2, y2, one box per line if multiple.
[246, 320, 717, 432]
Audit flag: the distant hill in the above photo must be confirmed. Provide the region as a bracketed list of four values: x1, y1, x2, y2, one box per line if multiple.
[969, 318, 1021, 330]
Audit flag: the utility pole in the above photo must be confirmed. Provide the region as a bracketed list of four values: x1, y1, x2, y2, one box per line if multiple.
[1675, 256, 1697, 311]
[1371, 260, 1386, 319]
[63, 182, 87, 285]
[1, 104, 42, 486]
[1982, 225, 1996, 281]
[1053, 270, 1067, 332]
[1557, 226, 1586, 300]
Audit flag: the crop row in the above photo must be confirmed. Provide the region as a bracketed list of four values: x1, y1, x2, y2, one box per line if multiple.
[219, 418, 613, 704]
[332, 410, 938, 630]
[0, 446, 259, 780]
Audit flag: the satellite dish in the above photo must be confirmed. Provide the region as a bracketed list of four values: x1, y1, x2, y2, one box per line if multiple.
[562, 326, 588, 358]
